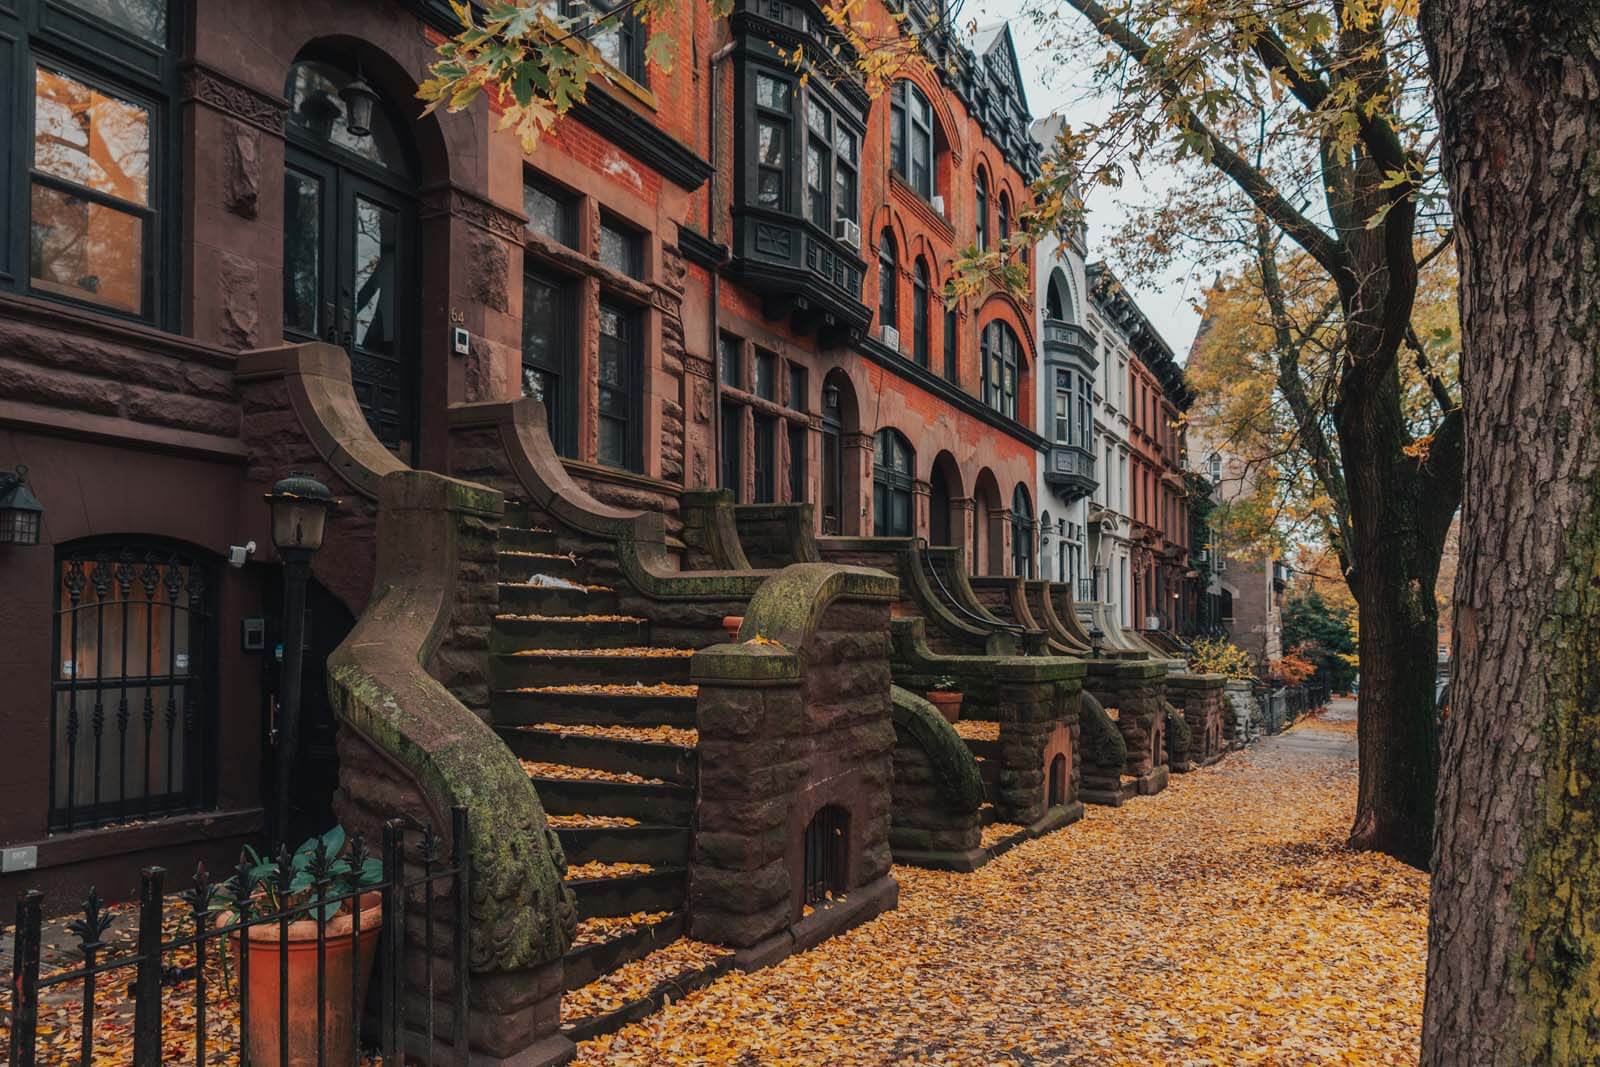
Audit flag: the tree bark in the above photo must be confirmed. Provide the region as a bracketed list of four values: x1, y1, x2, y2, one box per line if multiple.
[1420, 2, 1600, 1062]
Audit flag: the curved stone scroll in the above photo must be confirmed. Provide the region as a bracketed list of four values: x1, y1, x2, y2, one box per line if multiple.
[890, 685, 984, 813]
[328, 471, 576, 974]
[450, 399, 770, 600]
[1079, 690, 1129, 772]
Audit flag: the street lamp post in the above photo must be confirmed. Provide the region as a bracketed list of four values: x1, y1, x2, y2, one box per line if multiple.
[264, 472, 338, 843]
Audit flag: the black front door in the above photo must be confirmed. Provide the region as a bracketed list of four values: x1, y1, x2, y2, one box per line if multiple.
[283, 148, 419, 460]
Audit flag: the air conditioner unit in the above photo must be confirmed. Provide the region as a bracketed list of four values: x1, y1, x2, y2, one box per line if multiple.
[835, 217, 861, 249]
[930, 194, 947, 216]
[880, 324, 901, 351]
[1215, 558, 1227, 573]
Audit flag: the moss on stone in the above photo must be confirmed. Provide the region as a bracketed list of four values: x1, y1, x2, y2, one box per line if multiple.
[1080, 691, 1128, 771]
[891, 686, 984, 813]
[1165, 703, 1192, 760]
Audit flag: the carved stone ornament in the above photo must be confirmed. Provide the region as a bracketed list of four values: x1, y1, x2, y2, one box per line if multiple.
[183, 64, 287, 135]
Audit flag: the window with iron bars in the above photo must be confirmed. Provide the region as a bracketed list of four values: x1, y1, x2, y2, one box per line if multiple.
[51, 539, 214, 832]
[802, 804, 849, 906]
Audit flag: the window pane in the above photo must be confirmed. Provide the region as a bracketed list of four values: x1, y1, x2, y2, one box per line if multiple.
[754, 415, 776, 503]
[834, 127, 856, 165]
[599, 417, 628, 468]
[806, 98, 828, 135]
[283, 171, 321, 335]
[59, 0, 168, 44]
[754, 349, 776, 400]
[720, 335, 742, 388]
[34, 67, 151, 206]
[788, 364, 807, 410]
[599, 221, 641, 278]
[525, 182, 572, 246]
[352, 196, 399, 355]
[788, 421, 807, 501]
[720, 401, 742, 492]
[806, 139, 828, 228]
[756, 74, 791, 111]
[890, 98, 906, 177]
[30, 183, 142, 312]
[834, 164, 857, 224]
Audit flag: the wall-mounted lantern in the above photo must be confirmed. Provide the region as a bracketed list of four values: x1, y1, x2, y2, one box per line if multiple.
[1089, 624, 1105, 659]
[0, 466, 44, 546]
[340, 68, 380, 139]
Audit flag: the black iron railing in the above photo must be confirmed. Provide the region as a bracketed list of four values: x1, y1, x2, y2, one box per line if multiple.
[802, 805, 848, 907]
[8, 810, 470, 1066]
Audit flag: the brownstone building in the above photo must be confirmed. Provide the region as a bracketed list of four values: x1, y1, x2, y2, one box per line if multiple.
[0, 0, 1044, 911]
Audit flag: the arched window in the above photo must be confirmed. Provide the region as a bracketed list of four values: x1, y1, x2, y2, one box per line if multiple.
[982, 321, 1020, 420]
[873, 428, 916, 537]
[913, 258, 930, 366]
[943, 305, 959, 381]
[878, 230, 898, 335]
[1011, 484, 1034, 578]
[998, 190, 1011, 249]
[1046, 269, 1075, 322]
[890, 81, 936, 200]
[975, 169, 989, 251]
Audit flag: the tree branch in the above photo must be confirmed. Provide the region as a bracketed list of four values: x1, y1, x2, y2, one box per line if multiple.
[1063, 0, 1351, 278]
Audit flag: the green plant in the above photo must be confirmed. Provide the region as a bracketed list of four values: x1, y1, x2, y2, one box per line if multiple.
[1187, 638, 1258, 681]
[927, 676, 961, 693]
[223, 827, 384, 921]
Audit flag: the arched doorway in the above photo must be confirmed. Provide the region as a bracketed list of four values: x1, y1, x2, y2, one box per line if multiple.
[283, 54, 421, 460]
[872, 428, 915, 537]
[1011, 484, 1034, 578]
[928, 451, 962, 547]
[820, 370, 859, 534]
[972, 468, 1004, 575]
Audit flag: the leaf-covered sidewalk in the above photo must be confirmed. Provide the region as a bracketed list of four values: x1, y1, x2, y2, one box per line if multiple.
[577, 703, 1427, 1065]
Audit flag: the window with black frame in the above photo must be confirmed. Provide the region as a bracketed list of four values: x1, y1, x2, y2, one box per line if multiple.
[943, 305, 959, 381]
[523, 267, 576, 457]
[562, 0, 647, 84]
[51, 539, 213, 832]
[975, 168, 990, 251]
[597, 301, 642, 471]
[889, 80, 936, 200]
[1011, 484, 1034, 578]
[4, 1, 177, 323]
[753, 71, 792, 211]
[913, 258, 930, 366]
[873, 428, 915, 537]
[982, 321, 1020, 420]
[878, 230, 898, 334]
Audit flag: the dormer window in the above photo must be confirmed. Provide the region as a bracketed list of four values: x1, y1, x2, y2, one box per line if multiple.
[890, 81, 936, 200]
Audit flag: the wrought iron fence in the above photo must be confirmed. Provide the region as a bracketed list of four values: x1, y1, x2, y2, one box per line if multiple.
[8, 810, 470, 1066]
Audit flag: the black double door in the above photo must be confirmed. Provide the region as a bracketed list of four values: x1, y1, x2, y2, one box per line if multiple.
[283, 148, 418, 460]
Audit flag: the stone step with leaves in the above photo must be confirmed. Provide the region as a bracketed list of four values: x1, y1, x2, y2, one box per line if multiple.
[493, 613, 651, 650]
[491, 648, 695, 690]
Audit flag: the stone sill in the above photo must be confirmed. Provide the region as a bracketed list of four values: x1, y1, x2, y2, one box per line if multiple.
[0, 290, 237, 369]
[8, 807, 265, 873]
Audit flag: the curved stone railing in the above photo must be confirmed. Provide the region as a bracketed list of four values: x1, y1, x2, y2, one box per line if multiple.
[886, 685, 986, 870]
[1045, 582, 1098, 649]
[689, 562, 900, 959]
[732, 502, 823, 568]
[680, 488, 753, 571]
[236, 341, 409, 613]
[890, 618, 1084, 827]
[328, 471, 575, 1054]
[1079, 692, 1129, 778]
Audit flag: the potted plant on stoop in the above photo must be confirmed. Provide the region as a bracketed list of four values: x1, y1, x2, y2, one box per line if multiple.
[219, 826, 385, 1066]
[925, 676, 964, 722]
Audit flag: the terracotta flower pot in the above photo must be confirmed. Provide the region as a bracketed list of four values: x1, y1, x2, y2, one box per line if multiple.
[926, 690, 963, 722]
[227, 891, 383, 1067]
[722, 615, 744, 642]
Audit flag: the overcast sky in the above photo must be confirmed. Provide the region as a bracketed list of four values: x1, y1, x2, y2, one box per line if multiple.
[969, 0, 1206, 359]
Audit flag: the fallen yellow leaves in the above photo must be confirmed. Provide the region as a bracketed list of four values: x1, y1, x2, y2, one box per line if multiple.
[571, 711, 1427, 1066]
[567, 861, 656, 881]
[978, 821, 1027, 849]
[508, 647, 693, 659]
[548, 813, 641, 829]
[497, 613, 648, 623]
[513, 683, 699, 698]
[520, 760, 665, 785]
[563, 940, 733, 1022]
[521, 722, 699, 748]
[573, 912, 675, 950]
[951, 720, 1000, 742]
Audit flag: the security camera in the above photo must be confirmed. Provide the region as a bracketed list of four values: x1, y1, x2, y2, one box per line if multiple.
[228, 541, 257, 568]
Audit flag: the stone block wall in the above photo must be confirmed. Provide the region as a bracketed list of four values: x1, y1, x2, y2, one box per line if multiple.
[887, 687, 984, 869]
[689, 566, 898, 957]
[1224, 680, 1259, 745]
[427, 506, 500, 718]
[1085, 659, 1168, 778]
[1167, 673, 1229, 764]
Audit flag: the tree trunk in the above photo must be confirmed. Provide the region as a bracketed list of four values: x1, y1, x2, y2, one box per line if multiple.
[1338, 334, 1447, 869]
[1420, 2, 1600, 1062]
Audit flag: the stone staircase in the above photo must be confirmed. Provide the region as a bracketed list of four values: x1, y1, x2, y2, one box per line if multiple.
[487, 511, 730, 1041]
